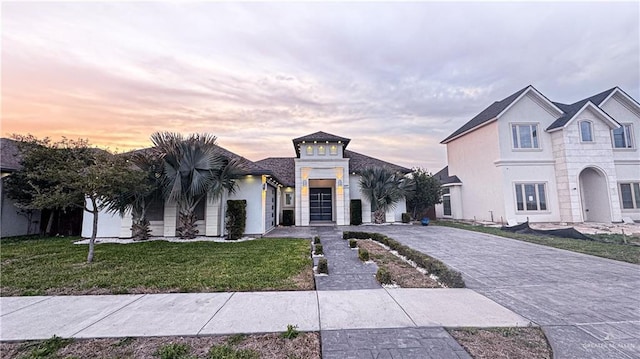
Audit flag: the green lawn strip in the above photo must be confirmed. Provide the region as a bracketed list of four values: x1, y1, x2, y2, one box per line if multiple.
[434, 221, 640, 264]
[0, 237, 312, 296]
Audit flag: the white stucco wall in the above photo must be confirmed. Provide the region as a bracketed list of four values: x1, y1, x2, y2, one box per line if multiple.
[81, 199, 122, 238]
[446, 121, 503, 222]
[227, 176, 264, 235]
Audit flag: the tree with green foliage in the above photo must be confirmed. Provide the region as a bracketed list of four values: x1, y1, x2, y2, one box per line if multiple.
[358, 167, 415, 224]
[103, 149, 164, 241]
[406, 168, 442, 220]
[150, 132, 243, 239]
[6, 135, 146, 263]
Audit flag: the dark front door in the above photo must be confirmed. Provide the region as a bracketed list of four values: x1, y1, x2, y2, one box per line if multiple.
[310, 188, 332, 221]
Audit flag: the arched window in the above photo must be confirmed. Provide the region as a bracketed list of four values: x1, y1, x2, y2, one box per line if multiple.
[579, 121, 593, 142]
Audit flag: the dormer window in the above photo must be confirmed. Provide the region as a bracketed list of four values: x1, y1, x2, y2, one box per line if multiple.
[306, 145, 313, 155]
[579, 121, 594, 142]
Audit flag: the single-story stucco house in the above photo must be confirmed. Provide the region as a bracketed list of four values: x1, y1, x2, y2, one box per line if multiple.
[82, 132, 411, 238]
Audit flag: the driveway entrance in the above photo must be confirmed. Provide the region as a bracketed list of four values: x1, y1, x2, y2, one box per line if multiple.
[345, 225, 640, 358]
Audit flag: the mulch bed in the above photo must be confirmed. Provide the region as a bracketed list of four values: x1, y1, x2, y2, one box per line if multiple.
[356, 240, 440, 288]
[448, 327, 552, 359]
[0, 332, 320, 359]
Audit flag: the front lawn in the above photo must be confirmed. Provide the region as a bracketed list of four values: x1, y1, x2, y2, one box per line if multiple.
[0, 237, 314, 296]
[434, 221, 640, 264]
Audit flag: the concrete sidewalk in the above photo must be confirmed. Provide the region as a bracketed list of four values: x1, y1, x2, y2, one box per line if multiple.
[0, 288, 530, 341]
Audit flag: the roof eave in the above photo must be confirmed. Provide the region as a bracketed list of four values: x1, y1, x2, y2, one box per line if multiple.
[441, 118, 498, 144]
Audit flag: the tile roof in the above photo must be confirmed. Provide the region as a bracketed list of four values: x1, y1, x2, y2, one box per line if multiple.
[441, 86, 530, 143]
[0, 138, 22, 172]
[344, 150, 411, 174]
[256, 150, 411, 187]
[254, 157, 295, 187]
[547, 87, 617, 130]
[434, 166, 461, 185]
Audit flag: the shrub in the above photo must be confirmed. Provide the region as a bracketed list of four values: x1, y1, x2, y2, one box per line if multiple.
[24, 335, 72, 358]
[313, 236, 321, 244]
[349, 239, 357, 248]
[376, 267, 393, 284]
[358, 248, 370, 261]
[281, 324, 300, 339]
[314, 244, 324, 255]
[317, 258, 328, 274]
[350, 199, 362, 225]
[225, 200, 247, 240]
[282, 210, 294, 226]
[346, 230, 466, 288]
[208, 345, 258, 359]
[401, 213, 411, 223]
[154, 343, 190, 359]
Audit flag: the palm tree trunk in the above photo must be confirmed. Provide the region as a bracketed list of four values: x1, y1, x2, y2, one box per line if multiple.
[373, 209, 386, 224]
[87, 197, 98, 263]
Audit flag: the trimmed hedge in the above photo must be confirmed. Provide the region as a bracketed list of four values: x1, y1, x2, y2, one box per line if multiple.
[401, 213, 411, 223]
[350, 199, 362, 225]
[343, 231, 465, 288]
[314, 244, 324, 255]
[317, 258, 329, 274]
[226, 200, 247, 240]
[358, 247, 369, 261]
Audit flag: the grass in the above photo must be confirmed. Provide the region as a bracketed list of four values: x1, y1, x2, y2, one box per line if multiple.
[434, 221, 640, 264]
[0, 236, 313, 296]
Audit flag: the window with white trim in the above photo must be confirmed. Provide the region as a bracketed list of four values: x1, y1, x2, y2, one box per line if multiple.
[330, 145, 338, 155]
[442, 188, 451, 216]
[511, 124, 539, 149]
[619, 182, 640, 209]
[579, 121, 594, 142]
[612, 124, 634, 149]
[514, 183, 547, 211]
[318, 145, 326, 155]
[306, 145, 313, 155]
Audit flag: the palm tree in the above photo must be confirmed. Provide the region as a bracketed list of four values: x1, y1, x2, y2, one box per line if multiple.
[150, 132, 242, 239]
[105, 149, 164, 240]
[359, 167, 415, 224]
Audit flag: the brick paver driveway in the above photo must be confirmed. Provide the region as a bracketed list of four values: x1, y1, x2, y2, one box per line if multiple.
[343, 225, 640, 359]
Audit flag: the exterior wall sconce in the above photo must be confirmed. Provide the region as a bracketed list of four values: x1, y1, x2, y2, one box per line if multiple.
[337, 179, 343, 187]
[303, 180, 308, 187]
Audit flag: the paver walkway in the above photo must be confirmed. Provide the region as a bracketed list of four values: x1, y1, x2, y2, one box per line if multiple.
[313, 226, 380, 291]
[348, 224, 640, 359]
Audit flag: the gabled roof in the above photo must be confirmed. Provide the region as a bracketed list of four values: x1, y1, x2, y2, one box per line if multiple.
[254, 157, 295, 187]
[548, 87, 618, 130]
[292, 131, 351, 156]
[434, 166, 461, 185]
[441, 86, 530, 144]
[0, 138, 22, 172]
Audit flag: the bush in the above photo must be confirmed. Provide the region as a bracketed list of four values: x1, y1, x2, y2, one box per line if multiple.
[208, 345, 258, 359]
[154, 343, 190, 359]
[376, 267, 393, 284]
[344, 231, 466, 288]
[225, 200, 247, 240]
[350, 200, 362, 225]
[401, 213, 411, 223]
[314, 244, 324, 255]
[282, 210, 294, 226]
[358, 248, 370, 261]
[313, 236, 321, 244]
[317, 258, 328, 274]
[349, 239, 357, 248]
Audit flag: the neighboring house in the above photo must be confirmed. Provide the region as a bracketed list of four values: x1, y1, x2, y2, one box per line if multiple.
[0, 138, 41, 237]
[436, 86, 640, 224]
[82, 132, 410, 238]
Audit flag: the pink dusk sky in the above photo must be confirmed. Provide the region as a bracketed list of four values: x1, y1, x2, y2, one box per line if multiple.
[2, 1, 639, 171]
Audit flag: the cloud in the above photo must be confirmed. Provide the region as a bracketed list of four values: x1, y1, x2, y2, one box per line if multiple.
[1, 2, 638, 170]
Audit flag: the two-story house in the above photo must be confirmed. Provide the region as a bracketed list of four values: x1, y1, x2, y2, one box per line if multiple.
[436, 86, 640, 224]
